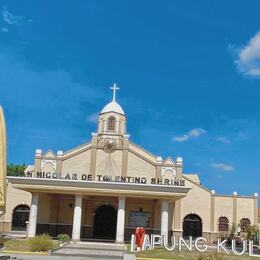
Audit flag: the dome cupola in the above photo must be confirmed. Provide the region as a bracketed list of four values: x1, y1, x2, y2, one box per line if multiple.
[97, 83, 126, 135]
[100, 101, 125, 115]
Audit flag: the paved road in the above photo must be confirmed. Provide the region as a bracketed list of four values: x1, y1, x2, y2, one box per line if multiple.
[2, 253, 135, 260]
[3, 255, 87, 260]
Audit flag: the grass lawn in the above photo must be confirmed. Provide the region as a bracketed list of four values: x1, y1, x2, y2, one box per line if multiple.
[134, 248, 260, 260]
[3, 238, 59, 253]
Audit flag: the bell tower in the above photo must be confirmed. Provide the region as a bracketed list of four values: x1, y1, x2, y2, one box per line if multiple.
[97, 83, 126, 136]
[90, 84, 129, 177]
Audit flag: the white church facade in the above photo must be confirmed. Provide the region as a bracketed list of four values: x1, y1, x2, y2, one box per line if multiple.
[0, 85, 259, 243]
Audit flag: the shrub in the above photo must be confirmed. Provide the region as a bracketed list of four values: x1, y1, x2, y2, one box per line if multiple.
[28, 234, 54, 252]
[246, 225, 259, 244]
[196, 253, 224, 260]
[4, 239, 30, 251]
[57, 233, 70, 242]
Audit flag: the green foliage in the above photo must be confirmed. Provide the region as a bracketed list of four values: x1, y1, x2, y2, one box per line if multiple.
[197, 252, 224, 260]
[246, 224, 259, 243]
[4, 239, 30, 251]
[28, 234, 55, 252]
[7, 163, 26, 176]
[57, 233, 70, 242]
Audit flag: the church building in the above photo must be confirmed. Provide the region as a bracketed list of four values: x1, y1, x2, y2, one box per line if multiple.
[1, 85, 259, 243]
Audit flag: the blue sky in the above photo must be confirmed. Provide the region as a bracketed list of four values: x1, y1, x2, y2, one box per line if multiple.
[0, 1, 260, 202]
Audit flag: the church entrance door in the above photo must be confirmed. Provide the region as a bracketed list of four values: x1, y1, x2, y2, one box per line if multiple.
[183, 214, 202, 237]
[93, 204, 117, 240]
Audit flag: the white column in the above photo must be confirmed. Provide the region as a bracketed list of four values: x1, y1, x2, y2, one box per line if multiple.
[28, 194, 39, 238]
[72, 194, 83, 241]
[161, 200, 169, 238]
[116, 196, 126, 243]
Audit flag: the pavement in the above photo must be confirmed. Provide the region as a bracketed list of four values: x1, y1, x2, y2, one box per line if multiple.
[1, 255, 136, 260]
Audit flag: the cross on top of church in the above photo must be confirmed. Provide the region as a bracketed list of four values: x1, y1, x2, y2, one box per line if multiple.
[110, 83, 119, 102]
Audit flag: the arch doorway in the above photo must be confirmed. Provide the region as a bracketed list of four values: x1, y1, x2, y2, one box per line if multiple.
[93, 204, 117, 240]
[11, 205, 30, 231]
[183, 214, 202, 237]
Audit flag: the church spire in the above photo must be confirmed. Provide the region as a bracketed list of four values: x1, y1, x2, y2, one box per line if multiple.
[100, 84, 125, 115]
[110, 83, 119, 102]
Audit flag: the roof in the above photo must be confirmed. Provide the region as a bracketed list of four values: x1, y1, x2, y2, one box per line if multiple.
[24, 165, 34, 173]
[183, 174, 201, 184]
[100, 101, 125, 115]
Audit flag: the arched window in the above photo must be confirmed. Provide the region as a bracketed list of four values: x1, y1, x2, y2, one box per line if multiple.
[183, 214, 202, 237]
[12, 204, 30, 231]
[218, 217, 229, 232]
[107, 116, 116, 131]
[240, 218, 250, 232]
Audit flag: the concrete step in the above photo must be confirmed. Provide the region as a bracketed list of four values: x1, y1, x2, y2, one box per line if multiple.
[64, 242, 127, 251]
[52, 248, 124, 259]
[52, 242, 134, 260]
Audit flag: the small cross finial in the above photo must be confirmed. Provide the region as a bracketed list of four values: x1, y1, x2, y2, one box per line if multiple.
[110, 83, 120, 101]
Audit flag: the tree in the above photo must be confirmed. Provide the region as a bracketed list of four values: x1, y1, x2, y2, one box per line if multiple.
[247, 225, 259, 244]
[7, 164, 26, 176]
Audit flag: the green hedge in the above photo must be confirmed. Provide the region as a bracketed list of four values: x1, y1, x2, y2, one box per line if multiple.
[28, 234, 55, 252]
[57, 233, 70, 242]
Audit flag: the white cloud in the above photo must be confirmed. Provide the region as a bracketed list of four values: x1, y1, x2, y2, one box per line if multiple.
[173, 134, 189, 142]
[86, 112, 99, 124]
[172, 128, 206, 142]
[2, 6, 23, 25]
[210, 163, 234, 172]
[216, 136, 231, 144]
[234, 31, 260, 77]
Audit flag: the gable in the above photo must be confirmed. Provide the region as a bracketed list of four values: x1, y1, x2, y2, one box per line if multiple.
[63, 142, 91, 159]
[62, 149, 91, 175]
[183, 174, 201, 184]
[127, 151, 156, 180]
[163, 157, 175, 165]
[128, 142, 157, 164]
[43, 150, 56, 158]
[95, 149, 122, 177]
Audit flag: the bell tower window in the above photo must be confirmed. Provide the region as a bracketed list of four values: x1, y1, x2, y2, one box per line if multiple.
[107, 116, 116, 131]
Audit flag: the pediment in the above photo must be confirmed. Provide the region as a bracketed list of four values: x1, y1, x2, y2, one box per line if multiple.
[163, 157, 175, 165]
[43, 150, 56, 158]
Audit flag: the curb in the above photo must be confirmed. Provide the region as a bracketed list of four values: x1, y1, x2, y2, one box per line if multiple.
[2, 250, 48, 255]
[137, 258, 168, 260]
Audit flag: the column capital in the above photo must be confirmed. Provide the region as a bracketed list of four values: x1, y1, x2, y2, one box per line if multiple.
[161, 199, 170, 203]
[74, 193, 83, 197]
[31, 192, 39, 196]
